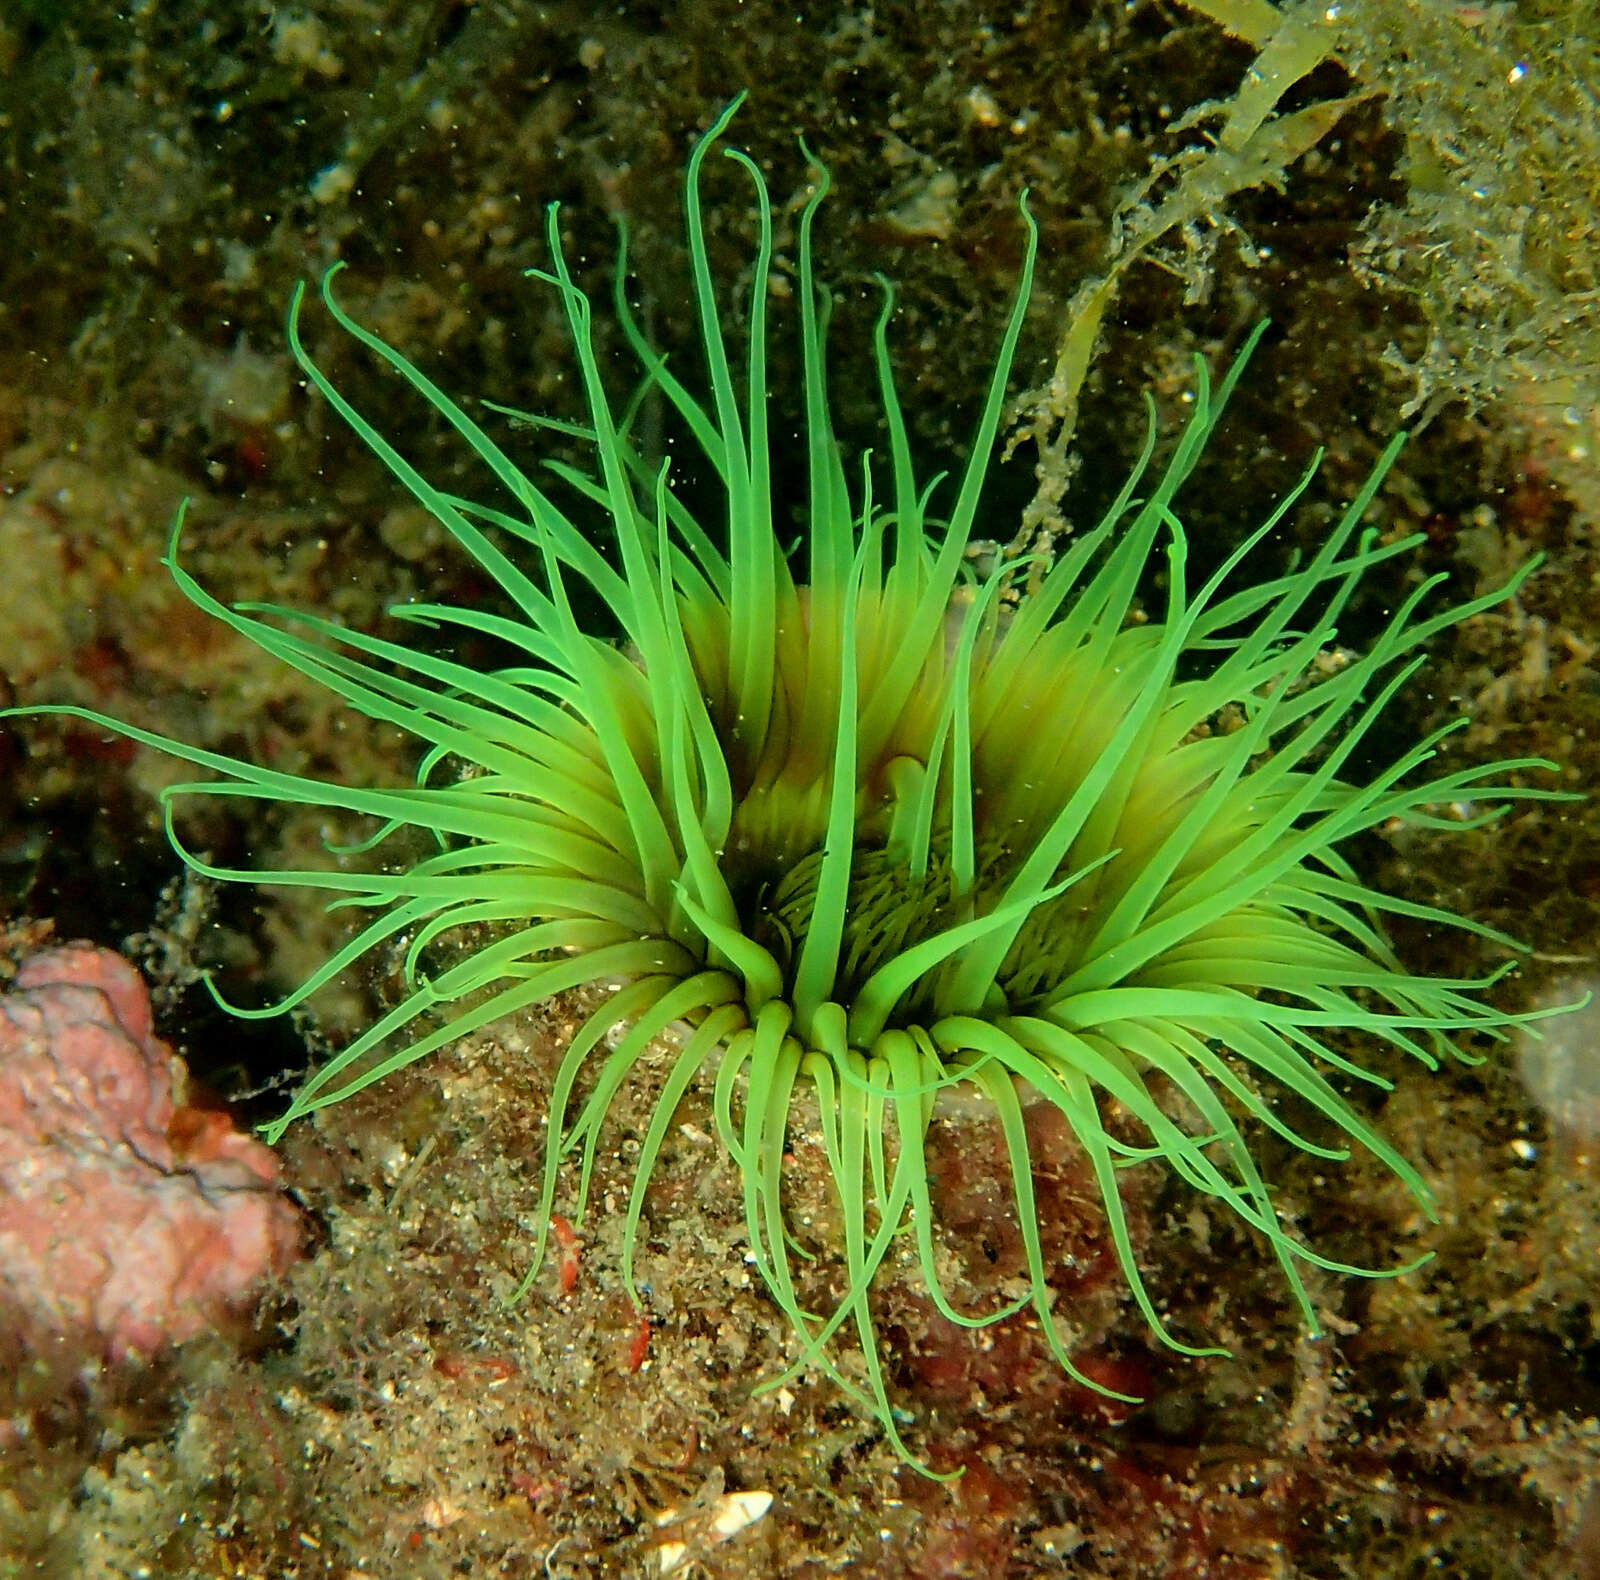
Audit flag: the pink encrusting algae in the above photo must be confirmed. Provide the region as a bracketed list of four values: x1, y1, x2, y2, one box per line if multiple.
[0, 944, 303, 1357]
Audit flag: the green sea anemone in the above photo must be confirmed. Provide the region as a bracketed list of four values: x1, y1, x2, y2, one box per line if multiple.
[7, 97, 1568, 1471]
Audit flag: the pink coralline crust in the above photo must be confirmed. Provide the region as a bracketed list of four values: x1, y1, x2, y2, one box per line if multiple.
[0, 943, 303, 1358]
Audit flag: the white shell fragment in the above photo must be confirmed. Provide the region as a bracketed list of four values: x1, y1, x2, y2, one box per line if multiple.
[655, 1490, 774, 1575]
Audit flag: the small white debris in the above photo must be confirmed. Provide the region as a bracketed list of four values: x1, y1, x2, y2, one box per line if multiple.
[417, 1495, 463, 1530]
[711, 1491, 772, 1539]
[655, 1490, 773, 1574]
[964, 86, 1003, 128]
[310, 162, 356, 204]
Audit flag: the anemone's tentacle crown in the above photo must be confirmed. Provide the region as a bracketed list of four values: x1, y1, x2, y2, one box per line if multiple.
[7, 94, 1573, 1473]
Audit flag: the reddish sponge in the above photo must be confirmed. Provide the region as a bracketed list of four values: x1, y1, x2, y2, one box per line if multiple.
[0, 944, 302, 1357]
